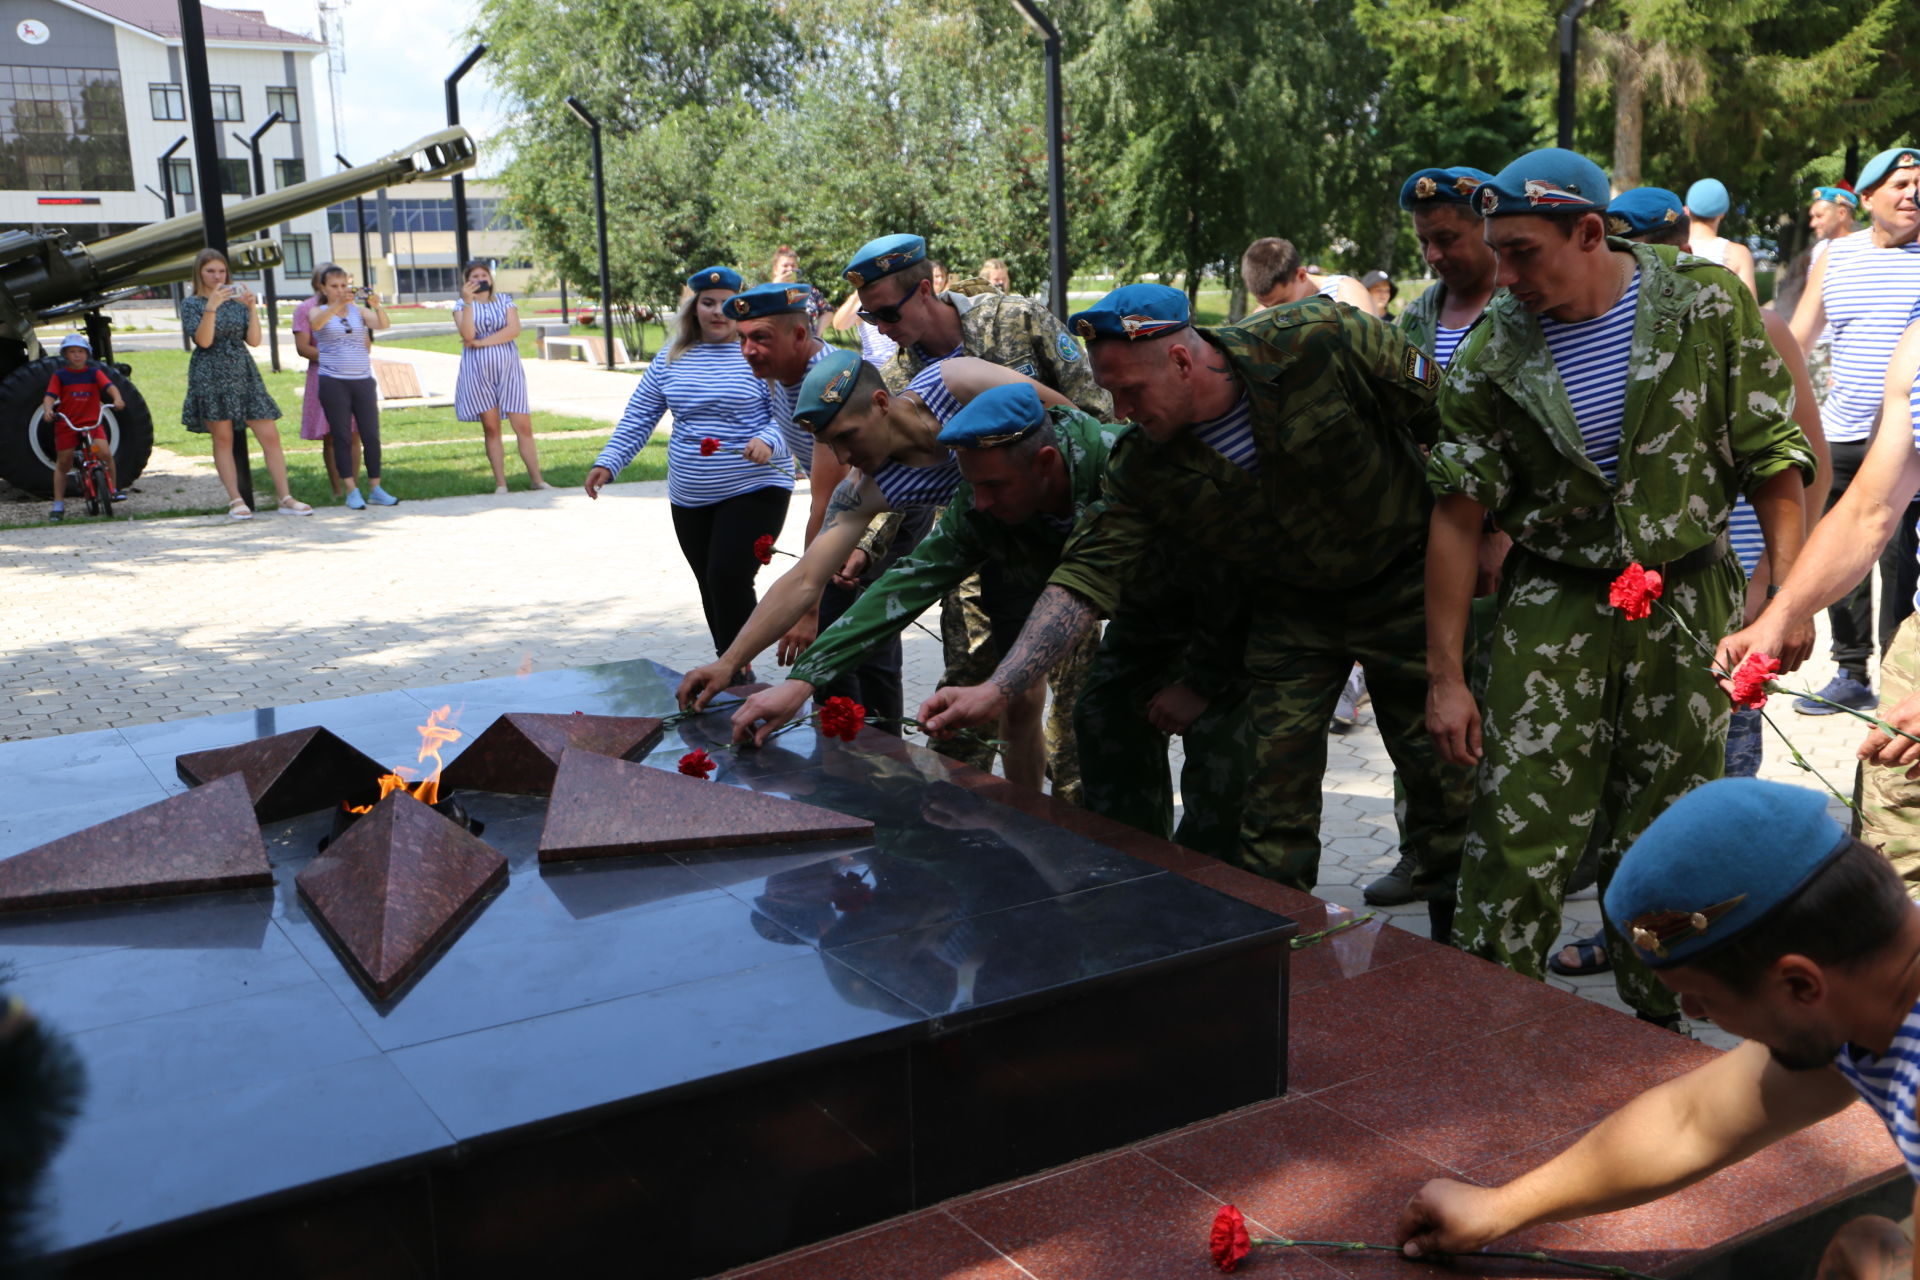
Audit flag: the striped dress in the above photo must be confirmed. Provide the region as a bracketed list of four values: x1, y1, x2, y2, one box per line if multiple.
[1537, 273, 1641, 483]
[453, 294, 531, 422]
[1821, 230, 1920, 445]
[1832, 994, 1920, 1180]
[596, 341, 790, 507]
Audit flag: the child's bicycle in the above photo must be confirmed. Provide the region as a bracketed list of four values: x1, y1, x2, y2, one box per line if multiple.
[56, 413, 115, 519]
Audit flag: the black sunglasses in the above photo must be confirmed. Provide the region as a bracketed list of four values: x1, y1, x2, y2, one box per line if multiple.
[855, 281, 921, 326]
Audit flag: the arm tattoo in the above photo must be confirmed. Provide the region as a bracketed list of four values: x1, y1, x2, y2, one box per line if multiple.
[988, 586, 1095, 697]
[822, 475, 867, 531]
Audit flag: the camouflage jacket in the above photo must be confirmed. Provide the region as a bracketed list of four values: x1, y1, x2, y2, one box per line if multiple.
[1050, 299, 1442, 610]
[1428, 240, 1815, 570]
[790, 407, 1119, 689]
[1396, 280, 1448, 358]
[881, 282, 1113, 419]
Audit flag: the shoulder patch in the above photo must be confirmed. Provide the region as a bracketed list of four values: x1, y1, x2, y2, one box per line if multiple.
[1056, 331, 1082, 363]
[1012, 361, 1037, 378]
[1404, 347, 1439, 389]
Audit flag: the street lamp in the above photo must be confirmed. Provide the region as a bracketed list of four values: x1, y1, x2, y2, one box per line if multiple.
[446, 44, 487, 270]
[232, 110, 285, 370]
[158, 134, 188, 350]
[1009, 0, 1068, 319]
[335, 152, 375, 298]
[563, 95, 616, 371]
[1556, 0, 1594, 149]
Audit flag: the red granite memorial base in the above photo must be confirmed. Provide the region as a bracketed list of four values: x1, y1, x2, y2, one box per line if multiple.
[440, 712, 665, 796]
[175, 726, 392, 822]
[0, 773, 270, 913]
[538, 749, 875, 862]
[295, 790, 508, 1000]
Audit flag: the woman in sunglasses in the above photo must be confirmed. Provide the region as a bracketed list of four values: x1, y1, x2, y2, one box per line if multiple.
[296, 264, 394, 509]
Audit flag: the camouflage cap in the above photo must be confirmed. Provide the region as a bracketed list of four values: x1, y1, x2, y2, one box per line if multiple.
[686, 265, 743, 294]
[1398, 166, 1493, 212]
[1604, 779, 1847, 970]
[1605, 187, 1685, 238]
[937, 382, 1047, 449]
[1068, 283, 1189, 344]
[792, 347, 867, 433]
[843, 234, 927, 290]
[1473, 148, 1611, 219]
[1855, 146, 1920, 195]
[724, 281, 814, 321]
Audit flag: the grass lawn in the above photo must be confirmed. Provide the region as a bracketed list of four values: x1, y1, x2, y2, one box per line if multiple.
[382, 319, 676, 363]
[120, 347, 666, 515]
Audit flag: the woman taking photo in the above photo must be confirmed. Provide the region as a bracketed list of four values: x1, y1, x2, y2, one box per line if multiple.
[453, 260, 546, 493]
[584, 265, 791, 676]
[180, 249, 310, 519]
[292, 263, 359, 499]
[294, 265, 394, 509]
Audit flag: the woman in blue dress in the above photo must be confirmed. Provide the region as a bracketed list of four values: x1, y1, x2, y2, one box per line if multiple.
[454, 260, 546, 494]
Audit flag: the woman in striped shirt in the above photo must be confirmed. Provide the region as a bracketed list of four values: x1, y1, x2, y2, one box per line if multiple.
[454, 260, 546, 494]
[585, 265, 793, 671]
[295, 265, 393, 509]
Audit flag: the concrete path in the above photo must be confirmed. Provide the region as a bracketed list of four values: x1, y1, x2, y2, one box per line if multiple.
[0, 484, 1878, 1046]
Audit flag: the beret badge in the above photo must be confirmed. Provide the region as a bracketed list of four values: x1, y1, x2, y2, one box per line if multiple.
[784, 287, 807, 305]
[1414, 176, 1438, 199]
[1606, 215, 1629, 236]
[1662, 207, 1679, 223]
[730, 298, 749, 316]
[819, 367, 854, 404]
[1903, 153, 1919, 169]
[1524, 178, 1587, 207]
[708, 271, 720, 285]
[844, 269, 866, 288]
[1453, 175, 1481, 195]
[1075, 318, 1095, 340]
[1626, 895, 1746, 960]
[1480, 188, 1499, 214]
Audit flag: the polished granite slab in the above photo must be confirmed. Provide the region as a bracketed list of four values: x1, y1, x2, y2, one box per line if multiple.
[438, 711, 665, 796]
[0, 658, 1294, 1276]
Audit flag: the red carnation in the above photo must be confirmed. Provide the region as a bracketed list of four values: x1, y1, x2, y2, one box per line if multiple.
[699, 437, 721, 456]
[1608, 563, 1664, 621]
[678, 748, 717, 779]
[1209, 1205, 1251, 1272]
[753, 534, 775, 565]
[1730, 651, 1782, 709]
[817, 695, 866, 742]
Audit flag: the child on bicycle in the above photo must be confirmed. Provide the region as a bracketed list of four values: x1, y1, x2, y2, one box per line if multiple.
[44, 333, 125, 521]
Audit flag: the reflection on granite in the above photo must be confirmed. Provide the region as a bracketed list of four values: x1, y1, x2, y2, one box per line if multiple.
[440, 712, 664, 797]
[295, 790, 508, 1000]
[0, 773, 270, 914]
[175, 726, 392, 822]
[537, 748, 875, 861]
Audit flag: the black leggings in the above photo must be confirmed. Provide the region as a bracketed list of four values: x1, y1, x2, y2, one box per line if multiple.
[671, 486, 792, 656]
[318, 375, 381, 482]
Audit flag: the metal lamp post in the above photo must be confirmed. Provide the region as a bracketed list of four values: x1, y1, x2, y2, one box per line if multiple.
[563, 95, 615, 371]
[1009, 0, 1068, 319]
[1556, 0, 1593, 149]
[335, 152, 374, 296]
[446, 44, 487, 270]
[233, 110, 285, 370]
[158, 135, 188, 349]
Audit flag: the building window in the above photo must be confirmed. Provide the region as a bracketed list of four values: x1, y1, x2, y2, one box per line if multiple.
[0, 65, 134, 191]
[149, 82, 183, 120]
[218, 158, 250, 196]
[273, 157, 305, 188]
[282, 233, 313, 278]
[265, 86, 298, 122]
[326, 200, 377, 234]
[163, 156, 192, 195]
[396, 266, 460, 296]
[209, 85, 243, 122]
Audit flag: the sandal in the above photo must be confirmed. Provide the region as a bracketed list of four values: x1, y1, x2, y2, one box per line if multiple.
[277, 495, 313, 515]
[1547, 930, 1611, 976]
[227, 498, 253, 521]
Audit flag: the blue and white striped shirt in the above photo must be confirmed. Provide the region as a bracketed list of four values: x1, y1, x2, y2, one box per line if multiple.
[1832, 994, 1920, 1181]
[1538, 273, 1641, 482]
[1192, 395, 1258, 473]
[858, 322, 898, 368]
[867, 364, 964, 510]
[1433, 323, 1470, 370]
[596, 341, 790, 507]
[314, 304, 372, 381]
[1729, 501, 1765, 576]
[1823, 230, 1920, 444]
[770, 340, 830, 476]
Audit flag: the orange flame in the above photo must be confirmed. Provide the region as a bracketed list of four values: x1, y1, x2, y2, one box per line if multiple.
[342, 706, 463, 812]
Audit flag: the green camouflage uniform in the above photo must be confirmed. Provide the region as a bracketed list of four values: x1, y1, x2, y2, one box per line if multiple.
[1051, 298, 1474, 893]
[881, 280, 1111, 803]
[1861, 606, 1920, 894]
[1430, 240, 1815, 1015]
[1395, 279, 1452, 358]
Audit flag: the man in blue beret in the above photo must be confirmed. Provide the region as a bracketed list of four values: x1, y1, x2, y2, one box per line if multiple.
[916, 280, 1476, 934]
[1681, 177, 1758, 296]
[1784, 147, 1920, 724]
[1427, 148, 1815, 1024]
[1401, 778, 1920, 1277]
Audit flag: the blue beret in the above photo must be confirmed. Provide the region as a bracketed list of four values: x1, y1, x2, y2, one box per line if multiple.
[843, 234, 926, 289]
[1606, 187, 1685, 237]
[1473, 148, 1611, 219]
[687, 265, 743, 294]
[1068, 283, 1190, 343]
[1684, 178, 1730, 218]
[1604, 778, 1848, 970]
[1857, 146, 1920, 194]
[791, 347, 867, 433]
[724, 282, 815, 321]
[1812, 185, 1861, 210]
[1398, 166, 1494, 211]
[937, 382, 1047, 449]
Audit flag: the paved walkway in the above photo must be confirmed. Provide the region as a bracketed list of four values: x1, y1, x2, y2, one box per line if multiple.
[370, 346, 644, 424]
[0, 485, 1877, 1045]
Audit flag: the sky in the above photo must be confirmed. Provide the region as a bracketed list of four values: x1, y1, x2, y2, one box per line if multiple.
[236, 0, 515, 176]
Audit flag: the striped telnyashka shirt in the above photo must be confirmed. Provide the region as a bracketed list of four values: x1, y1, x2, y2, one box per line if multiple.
[867, 364, 964, 509]
[1537, 273, 1641, 482]
[596, 341, 789, 508]
[1832, 995, 1920, 1180]
[1821, 229, 1920, 444]
[1192, 395, 1257, 473]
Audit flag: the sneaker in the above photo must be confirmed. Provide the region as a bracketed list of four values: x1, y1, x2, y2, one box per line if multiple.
[344, 488, 366, 510]
[48, 505, 63, 521]
[1793, 671, 1875, 715]
[1330, 665, 1365, 731]
[110, 491, 127, 502]
[367, 485, 399, 506]
[1363, 853, 1425, 906]
[277, 495, 313, 515]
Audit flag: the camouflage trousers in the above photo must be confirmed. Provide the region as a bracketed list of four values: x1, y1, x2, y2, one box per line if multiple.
[1239, 564, 1474, 896]
[1073, 626, 1256, 860]
[1457, 551, 1741, 1017]
[938, 571, 1091, 805]
[1861, 612, 1920, 894]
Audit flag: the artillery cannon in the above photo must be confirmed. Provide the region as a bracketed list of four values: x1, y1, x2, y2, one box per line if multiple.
[0, 127, 475, 496]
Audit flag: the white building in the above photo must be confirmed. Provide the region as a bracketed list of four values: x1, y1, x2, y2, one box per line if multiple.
[0, 0, 327, 291]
